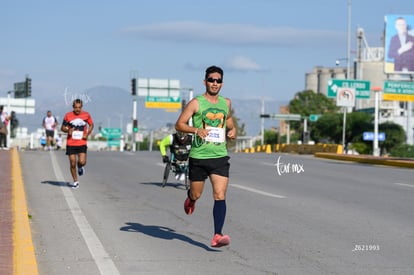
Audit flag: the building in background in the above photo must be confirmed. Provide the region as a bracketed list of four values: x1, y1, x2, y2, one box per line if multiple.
[304, 22, 414, 145]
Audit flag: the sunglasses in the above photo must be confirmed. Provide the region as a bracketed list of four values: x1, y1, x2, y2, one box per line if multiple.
[206, 77, 223, 84]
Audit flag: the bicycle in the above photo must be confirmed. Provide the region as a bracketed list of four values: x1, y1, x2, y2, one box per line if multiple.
[162, 152, 189, 190]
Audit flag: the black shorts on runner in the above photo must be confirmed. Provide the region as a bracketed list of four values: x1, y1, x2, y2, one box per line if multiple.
[66, 145, 87, 155]
[188, 156, 230, 181]
[45, 130, 55, 138]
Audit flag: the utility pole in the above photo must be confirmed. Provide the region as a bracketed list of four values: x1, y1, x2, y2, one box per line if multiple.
[372, 86, 381, 156]
[341, 0, 352, 153]
[130, 73, 138, 152]
[260, 98, 265, 145]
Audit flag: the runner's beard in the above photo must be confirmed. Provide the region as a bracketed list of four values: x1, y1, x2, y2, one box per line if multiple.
[206, 88, 220, 96]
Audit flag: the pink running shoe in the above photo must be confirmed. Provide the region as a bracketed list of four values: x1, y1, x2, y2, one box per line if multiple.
[184, 197, 195, 215]
[211, 234, 230, 247]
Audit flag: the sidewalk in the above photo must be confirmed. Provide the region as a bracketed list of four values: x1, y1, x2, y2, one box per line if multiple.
[0, 149, 13, 274]
[0, 148, 38, 275]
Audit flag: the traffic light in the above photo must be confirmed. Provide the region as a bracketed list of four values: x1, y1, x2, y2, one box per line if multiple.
[25, 77, 32, 97]
[133, 119, 138, 132]
[131, 78, 136, 95]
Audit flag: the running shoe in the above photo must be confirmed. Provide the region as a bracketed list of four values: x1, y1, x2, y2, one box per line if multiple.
[78, 166, 84, 176]
[179, 173, 186, 181]
[68, 181, 79, 189]
[211, 234, 230, 247]
[184, 197, 195, 215]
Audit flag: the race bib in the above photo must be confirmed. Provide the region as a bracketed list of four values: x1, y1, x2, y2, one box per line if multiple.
[205, 127, 225, 143]
[72, 130, 83, 140]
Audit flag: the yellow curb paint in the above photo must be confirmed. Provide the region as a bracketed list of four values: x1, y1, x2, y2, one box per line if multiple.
[12, 148, 39, 275]
[314, 152, 414, 169]
[265, 144, 272, 154]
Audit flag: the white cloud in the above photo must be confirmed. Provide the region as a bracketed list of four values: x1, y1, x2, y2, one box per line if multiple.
[121, 21, 343, 48]
[225, 56, 263, 72]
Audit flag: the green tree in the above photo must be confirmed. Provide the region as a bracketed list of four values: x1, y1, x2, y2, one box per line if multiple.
[289, 90, 338, 116]
[312, 112, 342, 143]
[346, 112, 372, 143]
[379, 121, 405, 155]
[350, 121, 406, 155]
[390, 144, 414, 158]
[288, 90, 339, 140]
[264, 128, 279, 145]
[312, 111, 372, 146]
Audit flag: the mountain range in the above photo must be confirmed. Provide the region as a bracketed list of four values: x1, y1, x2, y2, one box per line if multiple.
[15, 86, 287, 137]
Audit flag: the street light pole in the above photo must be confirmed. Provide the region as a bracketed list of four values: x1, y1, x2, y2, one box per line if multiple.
[346, 0, 352, 80]
[261, 98, 265, 145]
[372, 86, 381, 156]
[340, 0, 352, 154]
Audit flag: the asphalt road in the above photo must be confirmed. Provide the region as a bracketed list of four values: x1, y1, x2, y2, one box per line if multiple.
[21, 150, 414, 275]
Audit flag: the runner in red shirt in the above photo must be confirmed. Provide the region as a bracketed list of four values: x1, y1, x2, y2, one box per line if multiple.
[61, 99, 94, 188]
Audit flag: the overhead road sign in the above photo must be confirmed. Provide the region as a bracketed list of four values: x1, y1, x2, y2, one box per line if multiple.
[100, 128, 122, 137]
[327, 79, 371, 99]
[260, 113, 301, 121]
[138, 78, 180, 98]
[0, 98, 35, 114]
[100, 128, 122, 147]
[145, 96, 181, 109]
[137, 78, 182, 109]
[383, 81, 414, 101]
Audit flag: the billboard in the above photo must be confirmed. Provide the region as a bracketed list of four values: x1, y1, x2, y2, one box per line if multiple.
[384, 15, 414, 74]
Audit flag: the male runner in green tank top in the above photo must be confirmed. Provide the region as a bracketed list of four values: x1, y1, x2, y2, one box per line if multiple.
[175, 65, 237, 247]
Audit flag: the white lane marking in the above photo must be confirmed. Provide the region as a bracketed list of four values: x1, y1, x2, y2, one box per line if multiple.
[394, 182, 414, 188]
[50, 151, 120, 275]
[230, 183, 286, 198]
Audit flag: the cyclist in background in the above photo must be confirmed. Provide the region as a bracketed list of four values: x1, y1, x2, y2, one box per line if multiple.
[159, 131, 192, 181]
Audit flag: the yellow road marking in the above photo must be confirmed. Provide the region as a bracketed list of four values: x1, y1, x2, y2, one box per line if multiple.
[12, 148, 38, 275]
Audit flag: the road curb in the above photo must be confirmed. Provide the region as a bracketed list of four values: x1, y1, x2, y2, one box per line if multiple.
[314, 152, 414, 168]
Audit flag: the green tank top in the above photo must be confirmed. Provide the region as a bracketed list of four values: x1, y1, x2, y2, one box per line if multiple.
[190, 95, 229, 159]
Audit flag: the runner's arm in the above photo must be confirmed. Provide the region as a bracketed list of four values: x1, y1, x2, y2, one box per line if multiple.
[225, 98, 236, 139]
[175, 98, 199, 134]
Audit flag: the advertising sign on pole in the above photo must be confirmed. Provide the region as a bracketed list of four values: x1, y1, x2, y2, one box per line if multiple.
[384, 15, 414, 74]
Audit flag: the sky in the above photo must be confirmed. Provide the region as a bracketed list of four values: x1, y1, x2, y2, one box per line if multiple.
[1, 0, 414, 106]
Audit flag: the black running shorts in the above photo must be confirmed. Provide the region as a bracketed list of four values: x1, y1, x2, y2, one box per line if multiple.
[45, 129, 55, 138]
[188, 156, 230, 181]
[66, 145, 87, 155]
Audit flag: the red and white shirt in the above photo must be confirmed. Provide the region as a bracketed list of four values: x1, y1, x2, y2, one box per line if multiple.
[62, 110, 93, 146]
